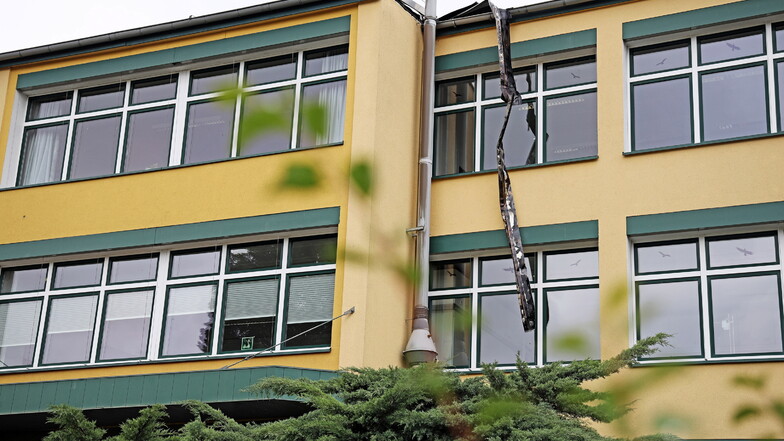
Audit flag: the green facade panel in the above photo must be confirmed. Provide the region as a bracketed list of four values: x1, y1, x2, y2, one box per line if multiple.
[430, 220, 598, 254]
[0, 207, 340, 262]
[435, 29, 596, 73]
[16, 16, 351, 89]
[0, 366, 336, 415]
[623, 0, 784, 40]
[627, 201, 784, 235]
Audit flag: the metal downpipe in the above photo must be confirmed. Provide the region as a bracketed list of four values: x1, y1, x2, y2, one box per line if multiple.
[403, 0, 438, 366]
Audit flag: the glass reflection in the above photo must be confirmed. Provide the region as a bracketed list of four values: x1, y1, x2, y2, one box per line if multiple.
[636, 241, 698, 274]
[99, 290, 153, 360]
[123, 107, 174, 172]
[700, 29, 764, 64]
[109, 255, 158, 284]
[69, 116, 122, 179]
[483, 68, 536, 99]
[545, 287, 600, 362]
[41, 295, 98, 364]
[222, 278, 278, 351]
[53, 260, 103, 289]
[19, 124, 69, 185]
[430, 260, 471, 290]
[708, 234, 778, 268]
[304, 46, 348, 76]
[170, 248, 220, 278]
[436, 77, 475, 106]
[246, 54, 297, 86]
[632, 42, 690, 76]
[162, 284, 216, 356]
[1, 265, 48, 293]
[183, 101, 234, 164]
[27, 92, 72, 120]
[0, 300, 42, 367]
[545, 92, 597, 161]
[190, 65, 239, 95]
[289, 236, 337, 266]
[435, 110, 475, 175]
[638, 280, 702, 357]
[228, 241, 281, 272]
[480, 255, 536, 285]
[710, 274, 782, 355]
[285, 273, 335, 348]
[480, 293, 535, 364]
[431, 297, 471, 367]
[240, 88, 295, 155]
[632, 77, 692, 150]
[701, 65, 767, 142]
[78, 84, 125, 113]
[482, 102, 537, 169]
[545, 250, 598, 281]
[131, 76, 177, 105]
[545, 59, 596, 89]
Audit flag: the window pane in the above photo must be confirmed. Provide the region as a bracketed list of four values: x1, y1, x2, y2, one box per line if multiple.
[190, 65, 238, 95]
[41, 295, 98, 364]
[430, 297, 471, 367]
[77, 84, 125, 113]
[638, 280, 702, 358]
[240, 88, 294, 156]
[483, 68, 536, 99]
[18, 124, 68, 185]
[285, 273, 335, 348]
[289, 236, 337, 266]
[99, 290, 153, 360]
[631, 42, 690, 76]
[777, 25, 784, 52]
[545, 59, 596, 89]
[434, 110, 475, 176]
[222, 278, 279, 352]
[710, 274, 783, 355]
[700, 29, 764, 64]
[482, 102, 537, 169]
[545, 250, 598, 281]
[130, 76, 177, 105]
[632, 77, 692, 150]
[183, 101, 234, 164]
[53, 260, 103, 289]
[480, 255, 536, 286]
[109, 255, 158, 284]
[701, 65, 767, 142]
[436, 77, 475, 107]
[430, 260, 471, 290]
[778, 62, 784, 131]
[162, 284, 216, 356]
[480, 293, 534, 364]
[27, 92, 72, 120]
[123, 107, 174, 172]
[0, 300, 42, 367]
[170, 248, 220, 278]
[246, 55, 297, 86]
[636, 242, 698, 274]
[304, 46, 348, 76]
[544, 92, 597, 161]
[69, 116, 122, 179]
[1, 265, 48, 293]
[298, 79, 347, 147]
[708, 234, 778, 268]
[546, 287, 600, 362]
[227, 241, 281, 272]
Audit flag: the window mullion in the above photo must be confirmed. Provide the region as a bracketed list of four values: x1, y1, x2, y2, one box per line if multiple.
[536, 65, 544, 164]
[474, 74, 482, 172]
[60, 96, 78, 181]
[470, 257, 479, 370]
[766, 23, 778, 133]
[535, 251, 544, 366]
[275, 238, 291, 349]
[230, 62, 244, 158]
[290, 52, 305, 150]
[148, 250, 171, 361]
[211, 244, 228, 355]
[691, 36, 702, 144]
[89, 257, 110, 363]
[698, 236, 710, 359]
[169, 71, 190, 166]
[30, 262, 54, 368]
[114, 81, 132, 174]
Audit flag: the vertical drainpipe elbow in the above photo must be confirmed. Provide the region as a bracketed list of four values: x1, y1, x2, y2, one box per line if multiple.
[404, 0, 439, 366]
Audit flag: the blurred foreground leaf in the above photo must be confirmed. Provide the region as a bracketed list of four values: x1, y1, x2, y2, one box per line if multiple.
[279, 163, 321, 189]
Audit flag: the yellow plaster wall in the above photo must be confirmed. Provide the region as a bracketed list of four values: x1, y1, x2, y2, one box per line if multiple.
[338, 0, 422, 369]
[432, 0, 784, 438]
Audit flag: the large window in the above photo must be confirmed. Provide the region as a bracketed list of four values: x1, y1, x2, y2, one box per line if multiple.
[433, 56, 597, 177]
[428, 248, 599, 369]
[0, 233, 337, 370]
[14, 44, 348, 187]
[633, 229, 784, 362]
[628, 23, 784, 151]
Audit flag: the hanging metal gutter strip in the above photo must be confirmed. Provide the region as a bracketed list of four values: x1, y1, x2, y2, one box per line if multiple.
[436, 0, 603, 31]
[403, 0, 439, 366]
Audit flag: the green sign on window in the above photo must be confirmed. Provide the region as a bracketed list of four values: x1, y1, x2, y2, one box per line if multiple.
[241, 337, 254, 351]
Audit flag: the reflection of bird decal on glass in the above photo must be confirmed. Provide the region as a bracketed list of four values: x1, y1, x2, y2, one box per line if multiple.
[570, 259, 581, 267]
[658, 251, 671, 258]
[446, 269, 456, 277]
[656, 58, 667, 66]
[726, 42, 741, 51]
[570, 72, 581, 79]
[451, 90, 463, 99]
[736, 247, 753, 256]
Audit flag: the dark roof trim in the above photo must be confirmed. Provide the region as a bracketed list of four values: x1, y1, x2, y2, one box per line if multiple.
[436, 0, 633, 37]
[0, 0, 362, 68]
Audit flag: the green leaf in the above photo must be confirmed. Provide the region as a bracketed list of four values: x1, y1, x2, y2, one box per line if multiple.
[279, 163, 321, 189]
[349, 161, 373, 196]
[732, 375, 766, 390]
[300, 101, 328, 140]
[733, 404, 761, 423]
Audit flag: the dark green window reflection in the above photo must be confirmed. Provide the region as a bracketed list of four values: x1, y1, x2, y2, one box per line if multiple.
[436, 77, 475, 106]
[483, 68, 536, 99]
[289, 236, 337, 266]
[434, 110, 474, 176]
[430, 260, 471, 290]
[227, 241, 281, 272]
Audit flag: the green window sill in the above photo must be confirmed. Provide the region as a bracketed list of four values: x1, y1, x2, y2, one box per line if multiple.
[434, 156, 598, 180]
[625, 131, 784, 157]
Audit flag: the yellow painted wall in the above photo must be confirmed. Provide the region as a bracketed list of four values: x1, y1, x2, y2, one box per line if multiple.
[0, 0, 422, 383]
[433, 0, 784, 438]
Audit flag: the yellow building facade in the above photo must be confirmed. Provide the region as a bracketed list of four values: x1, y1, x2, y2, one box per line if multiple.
[0, 0, 782, 439]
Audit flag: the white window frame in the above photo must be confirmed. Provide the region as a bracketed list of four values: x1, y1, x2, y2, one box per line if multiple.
[1, 36, 349, 189]
[428, 244, 600, 372]
[0, 228, 337, 372]
[432, 50, 597, 177]
[629, 225, 784, 365]
[626, 19, 784, 152]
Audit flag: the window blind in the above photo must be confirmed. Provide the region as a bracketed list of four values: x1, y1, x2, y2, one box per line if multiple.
[287, 273, 334, 324]
[225, 279, 278, 320]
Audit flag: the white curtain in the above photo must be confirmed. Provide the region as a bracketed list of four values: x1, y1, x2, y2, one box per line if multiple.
[21, 125, 67, 185]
